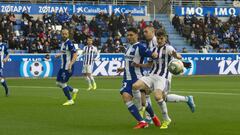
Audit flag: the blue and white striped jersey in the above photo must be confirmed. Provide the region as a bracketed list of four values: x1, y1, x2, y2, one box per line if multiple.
[82, 45, 99, 66]
[149, 44, 175, 79]
[147, 36, 158, 49]
[123, 42, 152, 81]
[0, 42, 9, 69]
[60, 39, 77, 70]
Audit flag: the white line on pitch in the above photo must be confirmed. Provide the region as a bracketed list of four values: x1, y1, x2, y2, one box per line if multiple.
[8, 86, 240, 96]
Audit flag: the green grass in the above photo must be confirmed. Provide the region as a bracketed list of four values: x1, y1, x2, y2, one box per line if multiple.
[0, 76, 240, 135]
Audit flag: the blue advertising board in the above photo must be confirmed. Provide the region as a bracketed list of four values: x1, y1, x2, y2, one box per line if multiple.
[3, 53, 240, 78]
[0, 3, 146, 16]
[174, 6, 240, 17]
[0, 3, 73, 14]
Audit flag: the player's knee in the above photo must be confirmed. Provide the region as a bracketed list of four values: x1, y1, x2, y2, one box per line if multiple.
[0, 78, 4, 83]
[122, 93, 132, 103]
[132, 83, 140, 91]
[154, 91, 163, 101]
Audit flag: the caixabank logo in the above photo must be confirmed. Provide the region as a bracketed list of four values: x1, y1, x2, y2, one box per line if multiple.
[20, 61, 53, 77]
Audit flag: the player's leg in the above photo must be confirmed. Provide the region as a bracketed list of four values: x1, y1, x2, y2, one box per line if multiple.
[0, 77, 9, 96]
[165, 80, 195, 112]
[120, 81, 148, 129]
[153, 77, 171, 129]
[83, 65, 92, 90]
[89, 74, 96, 90]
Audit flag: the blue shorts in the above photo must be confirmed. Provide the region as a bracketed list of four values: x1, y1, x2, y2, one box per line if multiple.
[56, 68, 73, 83]
[120, 79, 137, 96]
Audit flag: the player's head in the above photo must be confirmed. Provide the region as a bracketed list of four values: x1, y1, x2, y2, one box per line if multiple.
[127, 27, 138, 44]
[143, 26, 155, 41]
[61, 29, 69, 41]
[156, 30, 167, 47]
[87, 36, 93, 46]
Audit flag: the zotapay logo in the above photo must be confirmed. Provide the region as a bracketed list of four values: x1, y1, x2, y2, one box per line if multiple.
[218, 60, 240, 75]
[20, 61, 53, 77]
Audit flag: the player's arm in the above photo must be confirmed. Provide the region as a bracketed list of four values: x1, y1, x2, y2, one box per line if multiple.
[3, 45, 9, 63]
[131, 61, 153, 68]
[94, 48, 100, 61]
[139, 45, 158, 58]
[68, 43, 78, 72]
[117, 67, 124, 73]
[171, 49, 191, 68]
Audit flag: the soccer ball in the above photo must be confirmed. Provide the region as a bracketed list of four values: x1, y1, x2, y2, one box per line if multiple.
[168, 59, 184, 75]
[29, 62, 44, 77]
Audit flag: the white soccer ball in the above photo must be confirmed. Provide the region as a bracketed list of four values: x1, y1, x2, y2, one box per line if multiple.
[168, 59, 184, 75]
[29, 62, 44, 77]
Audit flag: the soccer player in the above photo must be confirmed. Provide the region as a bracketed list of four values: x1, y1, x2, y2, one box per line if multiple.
[82, 36, 100, 91]
[55, 29, 79, 106]
[117, 27, 160, 129]
[0, 34, 9, 96]
[132, 30, 195, 129]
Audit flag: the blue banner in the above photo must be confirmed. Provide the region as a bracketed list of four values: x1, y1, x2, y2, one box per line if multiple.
[174, 6, 240, 17]
[112, 5, 146, 16]
[0, 3, 147, 16]
[0, 3, 73, 14]
[75, 4, 109, 15]
[3, 53, 240, 78]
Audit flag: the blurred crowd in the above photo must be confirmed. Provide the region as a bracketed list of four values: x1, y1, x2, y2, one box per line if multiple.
[172, 13, 240, 53]
[0, 11, 163, 53]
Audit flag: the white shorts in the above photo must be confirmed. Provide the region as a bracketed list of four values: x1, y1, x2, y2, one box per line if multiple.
[82, 65, 93, 73]
[140, 75, 166, 92]
[163, 79, 171, 94]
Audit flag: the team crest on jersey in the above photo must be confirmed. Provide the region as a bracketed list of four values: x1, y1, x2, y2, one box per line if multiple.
[20, 61, 53, 77]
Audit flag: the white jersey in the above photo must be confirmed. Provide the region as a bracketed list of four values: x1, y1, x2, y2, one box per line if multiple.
[147, 36, 158, 49]
[82, 45, 99, 66]
[60, 39, 77, 70]
[149, 44, 175, 79]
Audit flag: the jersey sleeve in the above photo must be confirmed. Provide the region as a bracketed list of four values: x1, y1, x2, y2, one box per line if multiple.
[68, 41, 77, 53]
[166, 46, 176, 56]
[139, 44, 152, 57]
[4, 44, 9, 56]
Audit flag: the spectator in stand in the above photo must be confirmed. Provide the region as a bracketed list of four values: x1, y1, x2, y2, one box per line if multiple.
[127, 12, 134, 27]
[229, 36, 237, 49]
[184, 14, 191, 25]
[182, 47, 188, 53]
[115, 41, 126, 53]
[22, 10, 33, 21]
[210, 36, 220, 50]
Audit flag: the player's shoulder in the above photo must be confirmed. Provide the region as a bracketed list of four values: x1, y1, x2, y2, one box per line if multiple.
[165, 43, 175, 49]
[136, 42, 147, 49]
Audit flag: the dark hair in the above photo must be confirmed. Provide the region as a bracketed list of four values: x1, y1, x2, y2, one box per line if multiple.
[127, 27, 138, 34]
[87, 36, 93, 40]
[156, 29, 167, 37]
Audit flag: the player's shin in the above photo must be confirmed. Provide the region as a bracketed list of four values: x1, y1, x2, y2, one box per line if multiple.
[1, 78, 9, 96]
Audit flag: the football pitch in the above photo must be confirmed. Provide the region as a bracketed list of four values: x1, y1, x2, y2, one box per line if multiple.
[0, 76, 239, 135]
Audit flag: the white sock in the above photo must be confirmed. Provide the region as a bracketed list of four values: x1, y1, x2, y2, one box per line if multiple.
[89, 75, 95, 84]
[146, 95, 152, 106]
[132, 90, 142, 110]
[157, 99, 171, 121]
[85, 76, 92, 87]
[166, 94, 188, 102]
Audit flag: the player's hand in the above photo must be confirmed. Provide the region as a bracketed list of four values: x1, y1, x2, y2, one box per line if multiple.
[131, 62, 141, 67]
[55, 54, 61, 58]
[117, 67, 124, 73]
[151, 52, 158, 58]
[182, 61, 192, 69]
[68, 64, 72, 73]
[2, 58, 8, 63]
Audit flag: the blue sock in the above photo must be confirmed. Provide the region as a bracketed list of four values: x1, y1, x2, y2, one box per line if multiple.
[67, 86, 73, 92]
[126, 101, 143, 122]
[146, 102, 155, 118]
[1, 80, 9, 95]
[63, 86, 71, 100]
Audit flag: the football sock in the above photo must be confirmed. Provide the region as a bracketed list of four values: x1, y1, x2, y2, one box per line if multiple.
[126, 101, 143, 122]
[157, 99, 171, 121]
[1, 79, 8, 95]
[132, 90, 142, 110]
[89, 75, 95, 85]
[67, 86, 73, 92]
[145, 102, 155, 118]
[166, 94, 188, 102]
[63, 86, 71, 100]
[85, 76, 92, 87]
[146, 95, 152, 106]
